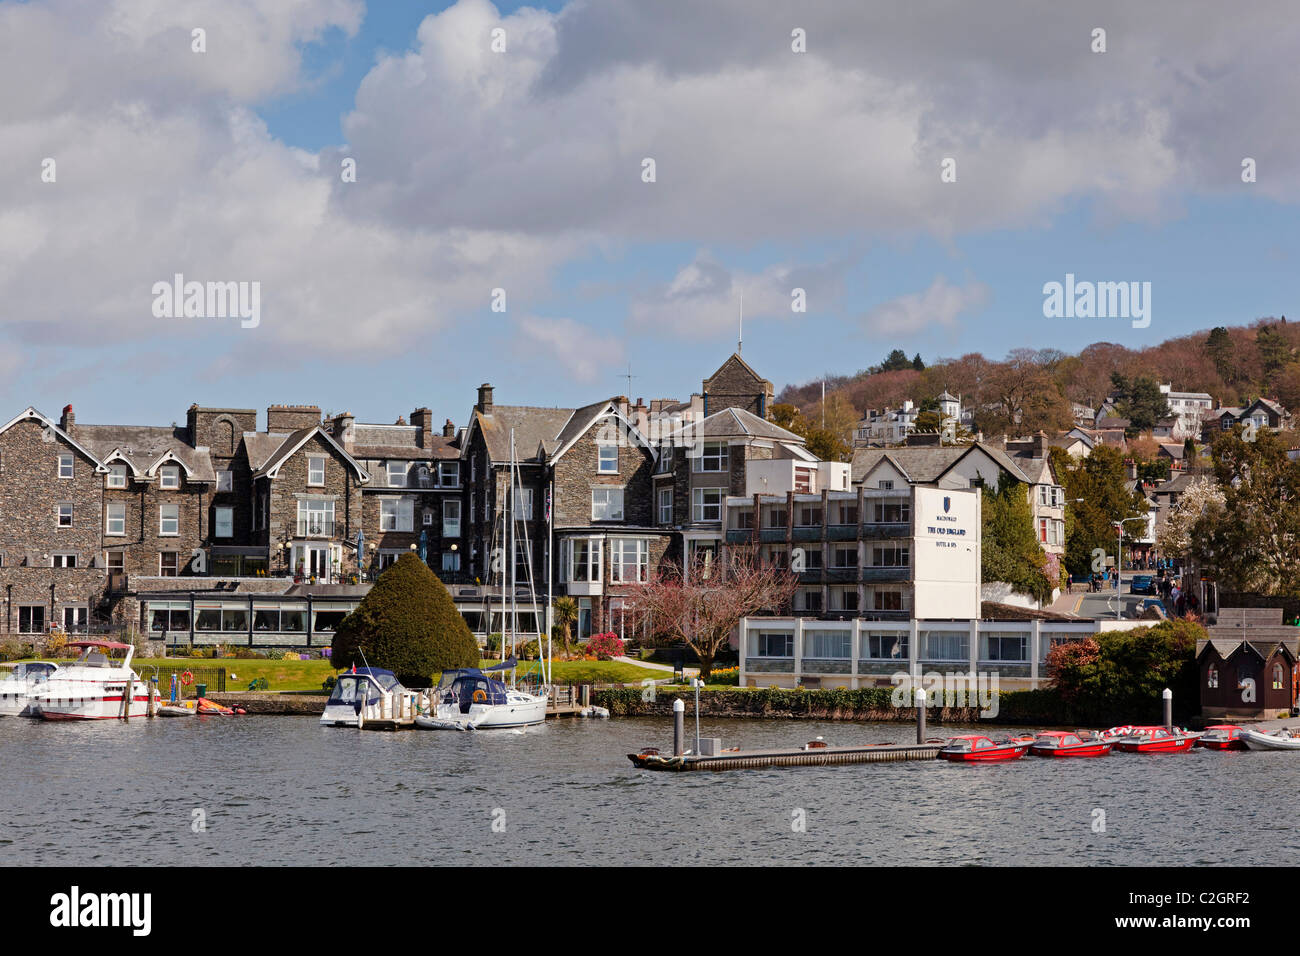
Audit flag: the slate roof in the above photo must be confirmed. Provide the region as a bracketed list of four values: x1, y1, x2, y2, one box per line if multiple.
[852, 442, 1031, 485]
[663, 407, 805, 444]
[473, 404, 578, 463]
[351, 423, 459, 460]
[79, 423, 217, 482]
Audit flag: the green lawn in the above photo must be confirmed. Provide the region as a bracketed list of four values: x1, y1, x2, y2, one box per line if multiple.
[479, 659, 667, 685]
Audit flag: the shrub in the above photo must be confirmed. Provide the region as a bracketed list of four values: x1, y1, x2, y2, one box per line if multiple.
[331, 553, 479, 686]
[586, 632, 625, 660]
[322, 675, 337, 692]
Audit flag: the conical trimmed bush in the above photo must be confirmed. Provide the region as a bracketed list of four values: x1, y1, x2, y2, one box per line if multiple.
[332, 553, 479, 686]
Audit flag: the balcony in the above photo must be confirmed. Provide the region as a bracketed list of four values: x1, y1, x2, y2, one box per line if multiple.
[791, 526, 823, 543]
[827, 525, 859, 541]
[726, 528, 755, 545]
[861, 566, 910, 582]
[861, 522, 910, 539]
[759, 528, 788, 543]
[825, 567, 859, 583]
[296, 517, 335, 537]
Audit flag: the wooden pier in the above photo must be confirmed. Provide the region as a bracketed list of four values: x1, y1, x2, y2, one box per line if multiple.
[628, 741, 943, 771]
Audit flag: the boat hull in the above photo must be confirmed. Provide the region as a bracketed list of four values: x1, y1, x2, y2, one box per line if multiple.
[435, 694, 547, 729]
[1028, 742, 1113, 757]
[1240, 729, 1300, 751]
[1114, 733, 1200, 753]
[939, 744, 1029, 762]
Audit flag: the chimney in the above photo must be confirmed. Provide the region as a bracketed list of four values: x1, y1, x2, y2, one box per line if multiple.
[443, 418, 456, 439]
[477, 383, 494, 414]
[411, 408, 433, 449]
[330, 412, 355, 450]
[267, 404, 322, 433]
[1034, 430, 1047, 458]
[59, 404, 75, 435]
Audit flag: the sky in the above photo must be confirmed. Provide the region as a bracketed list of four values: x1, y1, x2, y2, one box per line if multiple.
[1, 0, 1298, 430]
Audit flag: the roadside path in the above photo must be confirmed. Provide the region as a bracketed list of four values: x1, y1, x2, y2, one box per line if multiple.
[614, 656, 699, 678]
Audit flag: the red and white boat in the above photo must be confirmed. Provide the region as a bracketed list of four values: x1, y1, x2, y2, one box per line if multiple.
[939, 734, 1032, 762]
[1028, 730, 1113, 757]
[1196, 724, 1248, 751]
[30, 641, 152, 720]
[1112, 725, 1202, 753]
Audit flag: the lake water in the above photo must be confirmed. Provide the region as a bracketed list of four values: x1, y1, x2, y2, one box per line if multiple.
[3, 715, 1297, 866]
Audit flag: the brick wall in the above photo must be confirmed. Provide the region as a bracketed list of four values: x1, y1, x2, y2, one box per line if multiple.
[266, 433, 364, 574]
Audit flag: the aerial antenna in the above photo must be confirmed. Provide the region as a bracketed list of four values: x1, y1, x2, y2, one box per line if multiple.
[621, 363, 637, 399]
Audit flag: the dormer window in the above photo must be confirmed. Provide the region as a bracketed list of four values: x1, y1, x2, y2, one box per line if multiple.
[159, 465, 180, 489]
[387, 461, 407, 487]
[106, 464, 128, 489]
[438, 461, 459, 487]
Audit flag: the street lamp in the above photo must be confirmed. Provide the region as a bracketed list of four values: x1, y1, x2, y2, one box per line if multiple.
[1115, 516, 1148, 620]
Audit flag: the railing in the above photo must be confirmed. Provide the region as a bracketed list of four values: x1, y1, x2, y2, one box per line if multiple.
[296, 517, 335, 537]
[861, 567, 910, 582]
[827, 525, 859, 540]
[861, 522, 910, 539]
[791, 526, 822, 542]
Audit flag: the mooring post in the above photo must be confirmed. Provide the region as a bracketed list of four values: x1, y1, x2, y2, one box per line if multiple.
[148, 677, 158, 718]
[693, 678, 702, 753]
[1163, 687, 1173, 731]
[916, 688, 927, 744]
[673, 698, 685, 756]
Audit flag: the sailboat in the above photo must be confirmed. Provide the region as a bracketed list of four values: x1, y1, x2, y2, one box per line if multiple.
[417, 429, 549, 730]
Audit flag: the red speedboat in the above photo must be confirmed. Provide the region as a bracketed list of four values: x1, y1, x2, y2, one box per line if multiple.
[1028, 730, 1113, 757]
[938, 734, 1031, 762]
[1196, 725, 1247, 751]
[1113, 725, 1202, 753]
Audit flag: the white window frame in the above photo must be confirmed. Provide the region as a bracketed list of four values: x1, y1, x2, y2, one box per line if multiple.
[380, 497, 414, 532]
[610, 538, 649, 583]
[438, 461, 459, 488]
[159, 504, 179, 536]
[443, 498, 461, 537]
[591, 487, 624, 521]
[692, 487, 722, 522]
[52, 553, 77, 568]
[597, 443, 619, 474]
[56, 502, 73, 528]
[107, 464, 128, 489]
[215, 506, 233, 539]
[693, 441, 729, 473]
[307, 456, 326, 486]
[159, 551, 179, 576]
[513, 487, 534, 520]
[658, 488, 672, 525]
[387, 461, 408, 488]
[159, 465, 180, 489]
[217, 469, 233, 493]
[58, 454, 74, 479]
[567, 538, 602, 582]
[105, 502, 126, 536]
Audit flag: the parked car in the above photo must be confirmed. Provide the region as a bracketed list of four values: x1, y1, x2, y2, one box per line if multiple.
[1139, 597, 1167, 615]
[1130, 574, 1155, 595]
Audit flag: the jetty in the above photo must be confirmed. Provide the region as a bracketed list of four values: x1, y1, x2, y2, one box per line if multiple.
[629, 741, 943, 772]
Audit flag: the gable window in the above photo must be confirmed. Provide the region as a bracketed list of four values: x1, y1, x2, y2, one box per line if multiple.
[308, 456, 326, 486]
[217, 469, 233, 493]
[159, 504, 179, 536]
[58, 454, 74, 479]
[438, 462, 459, 487]
[159, 551, 179, 577]
[215, 506, 233, 538]
[877, 479, 893, 490]
[658, 488, 672, 525]
[691, 487, 722, 522]
[105, 503, 126, 536]
[159, 465, 180, 489]
[597, 444, 619, 474]
[380, 497, 414, 532]
[655, 451, 672, 474]
[57, 503, 73, 528]
[1207, 664, 1218, 689]
[591, 488, 624, 521]
[443, 499, 461, 537]
[387, 461, 408, 488]
[107, 464, 128, 489]
[693, 441, 729, 473]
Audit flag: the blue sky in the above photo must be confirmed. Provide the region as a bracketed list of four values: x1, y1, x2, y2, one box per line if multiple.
[2, 0, 1297, 429]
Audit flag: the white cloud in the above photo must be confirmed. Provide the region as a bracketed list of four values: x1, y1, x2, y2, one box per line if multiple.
[512, 315, 624, 385]
[860, 277, 990, 336]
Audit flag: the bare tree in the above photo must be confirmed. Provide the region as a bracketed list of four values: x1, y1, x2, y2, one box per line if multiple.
[627, 546, 798, 680]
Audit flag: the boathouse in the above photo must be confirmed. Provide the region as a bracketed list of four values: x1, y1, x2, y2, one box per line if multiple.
[1197, 608, 1299, 719]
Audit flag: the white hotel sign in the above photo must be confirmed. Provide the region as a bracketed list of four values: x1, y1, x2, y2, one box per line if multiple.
[911, 486, 981, 620]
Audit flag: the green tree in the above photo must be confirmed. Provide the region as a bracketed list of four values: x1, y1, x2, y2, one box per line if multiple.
[1046, 619, 1202, 724]
[1050, 445, 1149, 576]
[331, 553, 479, 686]
[911, 353, 925, 371]
[879, 349, 912, 373]
[1256, 323, 1290, 385]
[1192, 427, 1300, 596]
[981, 480, 1053, 602]
[552, 596, 578, 659]
[1112, 373, 1169, 436]
[1205, 326, 1236, 384]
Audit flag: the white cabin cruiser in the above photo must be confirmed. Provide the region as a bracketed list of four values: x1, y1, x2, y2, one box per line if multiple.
[0, 661, 60, 717]
[320, 667, 420, 727]
[1240, 727, 1300, 751]
[30, 641, 152, 720]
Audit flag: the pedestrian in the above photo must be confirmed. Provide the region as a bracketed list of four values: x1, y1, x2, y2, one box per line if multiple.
[1066, 575, 1073, 595]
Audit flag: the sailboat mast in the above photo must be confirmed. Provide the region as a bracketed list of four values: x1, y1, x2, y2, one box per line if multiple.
[509, 430, 518, 671]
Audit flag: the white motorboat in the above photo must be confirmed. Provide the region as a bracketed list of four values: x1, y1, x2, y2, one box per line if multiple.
[0, 661, 60, 717]
[320, 667, 420, 727]
[1240, 727, 1300, 751]
[30, 641, 153, 720]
